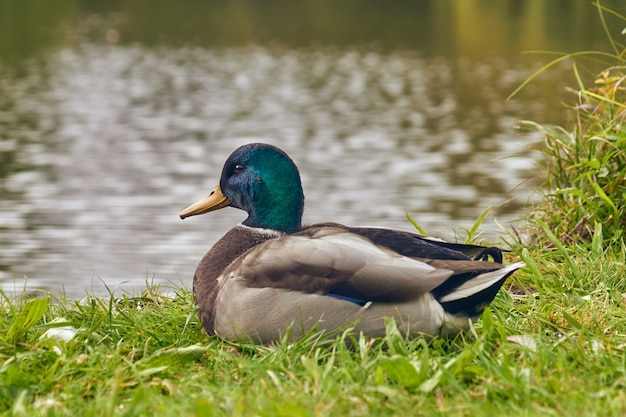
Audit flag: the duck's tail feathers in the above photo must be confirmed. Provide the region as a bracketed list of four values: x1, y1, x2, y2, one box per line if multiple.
[438, 261, 525, 317]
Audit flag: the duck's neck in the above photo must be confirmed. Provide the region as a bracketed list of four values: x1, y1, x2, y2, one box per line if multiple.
[236, 223, 286, 238]
[241, 194, 303, 234]
[242, 216, 300, 234]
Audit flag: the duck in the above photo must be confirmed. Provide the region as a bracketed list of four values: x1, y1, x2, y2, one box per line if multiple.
[180, 143, 524, 343]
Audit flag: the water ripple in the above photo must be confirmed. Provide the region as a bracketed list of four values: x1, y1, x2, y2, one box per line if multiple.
[0, 44, 542, 297]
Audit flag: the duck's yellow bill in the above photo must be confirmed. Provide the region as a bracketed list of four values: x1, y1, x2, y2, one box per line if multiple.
[179, 185, 231, 219]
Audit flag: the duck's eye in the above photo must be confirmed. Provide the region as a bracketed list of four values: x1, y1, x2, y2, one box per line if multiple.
[233, 164, 245, 173]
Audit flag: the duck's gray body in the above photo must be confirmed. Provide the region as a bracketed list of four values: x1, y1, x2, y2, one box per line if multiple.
[193, 222, 522, 343]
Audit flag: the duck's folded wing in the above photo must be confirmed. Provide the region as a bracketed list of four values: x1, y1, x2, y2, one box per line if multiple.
[222, 230, 454, 302]
[347, 226, 506, 263]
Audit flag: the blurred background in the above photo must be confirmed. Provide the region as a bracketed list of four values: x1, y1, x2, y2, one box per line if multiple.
[1, 0, 625, 297]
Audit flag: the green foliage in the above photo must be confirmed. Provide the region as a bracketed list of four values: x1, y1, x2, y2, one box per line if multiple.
[519, 4, 626, 246]
[406, 206, 492, 244]
[5, 297, 49, 345]
[1, 245, 626, 416]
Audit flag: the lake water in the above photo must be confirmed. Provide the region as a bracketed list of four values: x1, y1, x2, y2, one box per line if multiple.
[1, 0, 624, 297]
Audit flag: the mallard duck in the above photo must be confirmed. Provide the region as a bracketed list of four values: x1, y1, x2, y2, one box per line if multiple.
[180, 143, 523, 343]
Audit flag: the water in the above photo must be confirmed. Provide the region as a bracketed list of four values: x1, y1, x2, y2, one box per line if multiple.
[1, 1, 624, 297]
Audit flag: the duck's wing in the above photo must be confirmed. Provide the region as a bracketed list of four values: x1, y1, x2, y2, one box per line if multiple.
[222, 225, 456, 302]
[343, 224, 507, 263]
[222, 224, 512, 304]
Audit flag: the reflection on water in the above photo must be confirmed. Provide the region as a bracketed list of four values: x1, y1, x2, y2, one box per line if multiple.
[1, 1, 624, 297]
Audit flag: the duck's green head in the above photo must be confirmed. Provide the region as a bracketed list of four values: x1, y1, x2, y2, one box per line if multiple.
[180, 143, 304, 234]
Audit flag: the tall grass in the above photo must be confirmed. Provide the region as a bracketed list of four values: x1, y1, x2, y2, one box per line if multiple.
[518, 3, 626, 245]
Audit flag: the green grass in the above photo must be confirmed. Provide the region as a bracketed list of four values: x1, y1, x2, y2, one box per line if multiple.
[521, 68, 626, 245]
[2, 238, 626, 416]
[516, 3, 626, 246]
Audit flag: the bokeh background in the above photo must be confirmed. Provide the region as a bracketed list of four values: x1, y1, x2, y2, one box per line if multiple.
[1, 0, 625, 296]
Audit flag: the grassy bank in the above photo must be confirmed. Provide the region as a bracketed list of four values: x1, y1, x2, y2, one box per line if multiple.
[3, 11, 626, 417]
[2, 237, 626, 416]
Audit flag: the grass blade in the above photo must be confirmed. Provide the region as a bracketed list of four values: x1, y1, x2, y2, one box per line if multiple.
[405, 211, 428, 235]
[7, 298, 50, 345]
